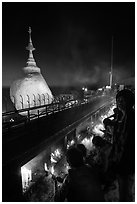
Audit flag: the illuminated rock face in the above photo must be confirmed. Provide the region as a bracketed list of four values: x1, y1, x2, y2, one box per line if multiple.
[10, 27, 53, 114]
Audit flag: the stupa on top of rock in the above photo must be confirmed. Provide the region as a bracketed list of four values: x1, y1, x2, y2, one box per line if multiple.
[10, 27, 54, 112]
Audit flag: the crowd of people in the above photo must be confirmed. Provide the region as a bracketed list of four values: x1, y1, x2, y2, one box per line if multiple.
[54, 89, 135, 202]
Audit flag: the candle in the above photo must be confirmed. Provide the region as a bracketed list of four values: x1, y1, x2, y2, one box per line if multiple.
[54, 149, 61, 157]
[51, 165, 54, 175]
[51, 156, 57, 163]
[44, 163, 48, 171]
[70, 140, 74, 145]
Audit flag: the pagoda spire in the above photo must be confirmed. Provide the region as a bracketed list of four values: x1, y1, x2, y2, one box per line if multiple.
[26, 27, 36, 67]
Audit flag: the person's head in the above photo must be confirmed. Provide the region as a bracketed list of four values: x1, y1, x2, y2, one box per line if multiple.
[103, 118, 113, 128]
[77, 143, 87, 158]
[112, 107, 123, 120]
[116, 89, 134, 112]
[92, 136, 106, 149]
[113, 108, 119, 115]
[66, 147, 84, 168]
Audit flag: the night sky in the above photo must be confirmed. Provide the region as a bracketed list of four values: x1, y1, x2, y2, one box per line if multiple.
[2, 2, 135, 89]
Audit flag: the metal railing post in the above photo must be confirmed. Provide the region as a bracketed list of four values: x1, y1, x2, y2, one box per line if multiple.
[37, 110, 40, 119]
[52, 100, 54, 114]
[27, 110, 30, 121]
[45, 104, 48, 115]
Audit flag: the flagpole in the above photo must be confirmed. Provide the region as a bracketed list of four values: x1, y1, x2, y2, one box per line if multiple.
[110, 36, 113, 88]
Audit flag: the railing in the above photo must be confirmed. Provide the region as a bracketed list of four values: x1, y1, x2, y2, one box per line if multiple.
[2, 90, 116, 132]
[2, 97, 89, 131]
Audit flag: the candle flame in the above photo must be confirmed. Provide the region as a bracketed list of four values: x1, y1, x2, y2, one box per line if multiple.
[54, 149, 60, 157]
[92, 123, 104, 136]
[81, 136, 94, 151]
[51, 166, 54, 175]
[70, 140, 75, 145]
[51, 156, 57, 163]
[44, 163, 48, 171]
[51, 148, 62, 163]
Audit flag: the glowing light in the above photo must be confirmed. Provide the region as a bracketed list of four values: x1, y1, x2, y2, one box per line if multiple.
[21, 166, 32, 191]
[64, 163, 70, 173]
[51, 156, 57, 163]
[92, 123, 104, 136]
[84, 88, 88, 92]
[10, 118, 14, 122]
[100, 114, 108, 122]
[82, 87, 88, 92]
[81, 136, 94, 151]
[67, 139, 75, 149]
[105, 85, 111, 89]
[69, 140, 74, 147]
[70, 140, 75, 145]
[107, 105, 116, 117]
[98, 88, 102, 91]
[44, 163, 48, 171]
[65, 100, 78, 107]
[50, 166, 55, 175]
[51, 148, 62, 163]
[54, 149, 61, 158]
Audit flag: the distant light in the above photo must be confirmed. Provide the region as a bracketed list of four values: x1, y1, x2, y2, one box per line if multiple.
[85, 88, 88, 92]
[98, 88, 102, 91]
[106, 85, 111, 89]
[10, 118, 14, 122]
[82, 87, 85, 90]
